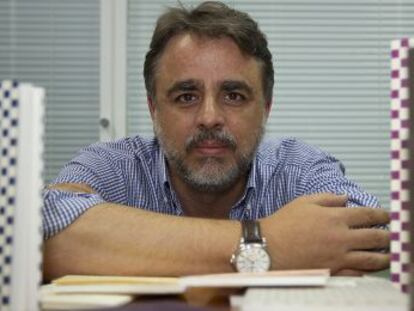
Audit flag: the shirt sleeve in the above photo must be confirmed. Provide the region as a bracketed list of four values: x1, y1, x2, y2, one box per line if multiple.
[42, 143, 128, 240]
[297, 146, 381, 208]
[42, 189, 106, 239]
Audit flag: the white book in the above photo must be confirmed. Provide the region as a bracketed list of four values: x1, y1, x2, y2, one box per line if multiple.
[241, 276, 409, 311]
[41, 285, 133, 311]
[46, 275, 185, 295]
[0, 80, 45, 311]
[180, 269, 330, 288]
[12, 83, 45, 311]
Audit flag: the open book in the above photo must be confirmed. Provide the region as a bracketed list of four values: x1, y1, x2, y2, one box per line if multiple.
[41, 269, 330, 310]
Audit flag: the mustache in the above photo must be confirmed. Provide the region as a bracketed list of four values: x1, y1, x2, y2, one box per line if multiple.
[185, 128, 237, 152]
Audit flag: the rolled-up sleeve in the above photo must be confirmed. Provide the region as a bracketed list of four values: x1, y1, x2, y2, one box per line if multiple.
[42, 143, 127, 240]
[42, 189, 106, 239]
[295, 143, 387, 237]
[298, 147, 381, 208]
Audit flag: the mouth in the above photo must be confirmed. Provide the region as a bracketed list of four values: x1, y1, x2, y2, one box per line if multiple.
[193, 140, 230, 156]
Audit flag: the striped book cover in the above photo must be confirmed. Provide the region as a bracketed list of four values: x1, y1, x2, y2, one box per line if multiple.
[390, 38, 413, 297]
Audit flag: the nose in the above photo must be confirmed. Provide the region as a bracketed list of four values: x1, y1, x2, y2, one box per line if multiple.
[195, 96, 225, 129]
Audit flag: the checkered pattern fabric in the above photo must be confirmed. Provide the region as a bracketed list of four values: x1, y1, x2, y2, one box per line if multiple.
[390, 38, 413, 294]
[0, 80, 20, 308]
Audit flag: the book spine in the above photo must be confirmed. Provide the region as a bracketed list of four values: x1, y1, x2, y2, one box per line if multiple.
[390, 38, 413, 295]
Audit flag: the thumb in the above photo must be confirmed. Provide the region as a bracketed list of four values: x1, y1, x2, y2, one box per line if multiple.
[302, 192, 348, 207]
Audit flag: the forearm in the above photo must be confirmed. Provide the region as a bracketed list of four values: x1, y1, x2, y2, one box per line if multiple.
[43, 203, 240, 281]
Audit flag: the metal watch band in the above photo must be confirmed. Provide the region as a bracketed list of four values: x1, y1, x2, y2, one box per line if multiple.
[241, 220, 263, 243]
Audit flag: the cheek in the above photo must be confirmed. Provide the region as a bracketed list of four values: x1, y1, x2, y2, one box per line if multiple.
[232, 117, 264, 150]
[157, 114, 193, 145]
[230, 113, 263, 137]
[160, 106, 194, 126]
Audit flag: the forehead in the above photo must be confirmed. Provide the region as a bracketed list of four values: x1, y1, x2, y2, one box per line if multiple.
[155, 33, 263, 91]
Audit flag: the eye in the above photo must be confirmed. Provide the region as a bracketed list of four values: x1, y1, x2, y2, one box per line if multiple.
[175, 93, 199, 105]
[224, 92, 247, 105]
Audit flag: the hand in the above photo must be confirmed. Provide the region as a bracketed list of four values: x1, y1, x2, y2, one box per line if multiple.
[260, 193, 390, 275]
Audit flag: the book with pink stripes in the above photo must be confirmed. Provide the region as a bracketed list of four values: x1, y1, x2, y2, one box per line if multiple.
[390, 38, 413, 304]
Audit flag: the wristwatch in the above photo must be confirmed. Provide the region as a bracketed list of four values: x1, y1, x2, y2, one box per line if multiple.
[230, 220, 271, 272]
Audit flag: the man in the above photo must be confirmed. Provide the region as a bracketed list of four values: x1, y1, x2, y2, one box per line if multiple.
[43, 1, 390, 280]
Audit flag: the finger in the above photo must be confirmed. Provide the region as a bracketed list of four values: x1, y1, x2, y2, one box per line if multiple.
[340, 208, 390, 227]
[347, 229, 390, 250]
[301, 193, 348, 207]
[344, 251, 390, 271]
[334, 269, 365, 277]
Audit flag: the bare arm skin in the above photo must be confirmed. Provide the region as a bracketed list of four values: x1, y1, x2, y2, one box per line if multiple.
[43, 185, 240, 280]
[261, 193, 391, 275]
[43, 185, 390, 280]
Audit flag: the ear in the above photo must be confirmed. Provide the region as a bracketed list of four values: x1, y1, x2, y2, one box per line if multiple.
[147, 95, 156, 120]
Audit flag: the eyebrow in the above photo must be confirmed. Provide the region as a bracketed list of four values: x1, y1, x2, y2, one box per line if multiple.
[220, 80, 254, 97]
[166, 79, 203, 97]
[166, 79, 254, 98]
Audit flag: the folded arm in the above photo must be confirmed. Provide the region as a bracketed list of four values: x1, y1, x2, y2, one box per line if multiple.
[43, 184, 390, 280]
[43, 183, 241, 281]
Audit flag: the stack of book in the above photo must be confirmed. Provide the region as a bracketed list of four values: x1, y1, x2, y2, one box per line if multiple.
[41, 269, 330, 309]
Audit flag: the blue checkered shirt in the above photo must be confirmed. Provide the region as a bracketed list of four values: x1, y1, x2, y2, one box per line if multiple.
[42, 136, 380, 239]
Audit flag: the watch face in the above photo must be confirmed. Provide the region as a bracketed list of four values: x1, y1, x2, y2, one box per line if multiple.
[235, 243, 271, 273]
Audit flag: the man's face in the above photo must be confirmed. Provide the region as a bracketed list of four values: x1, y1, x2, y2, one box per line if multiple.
[149, 33, 270, 193]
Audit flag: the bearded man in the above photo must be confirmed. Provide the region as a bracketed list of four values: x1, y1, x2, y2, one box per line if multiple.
[43, 1, 390, 280]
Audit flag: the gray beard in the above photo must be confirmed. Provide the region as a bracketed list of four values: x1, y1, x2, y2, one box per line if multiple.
[169, 148, 250, 193]
[155, 125, 264, 193]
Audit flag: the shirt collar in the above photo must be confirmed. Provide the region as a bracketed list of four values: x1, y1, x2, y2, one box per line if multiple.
[246, 152, 258, 193]
[157, 145, 170, 187]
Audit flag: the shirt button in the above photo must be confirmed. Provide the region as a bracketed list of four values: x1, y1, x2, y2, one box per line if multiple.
[246, 203, 251, 210]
